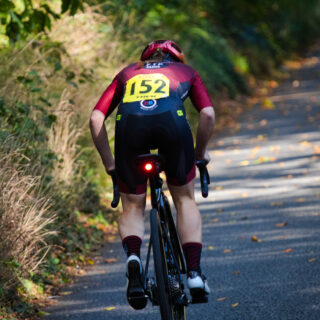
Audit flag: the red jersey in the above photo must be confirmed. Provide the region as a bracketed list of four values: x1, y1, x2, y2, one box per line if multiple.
[94, 61, 213, 118]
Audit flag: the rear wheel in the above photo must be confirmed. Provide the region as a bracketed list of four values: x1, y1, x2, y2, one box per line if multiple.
[151, 208, 173, 320]
[151, 208, 187, 320]
[163, 199, 187, 320]
[164, 196, 186, 274]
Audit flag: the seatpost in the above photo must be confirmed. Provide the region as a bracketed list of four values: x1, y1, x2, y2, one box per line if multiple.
[149, 170, 163, 209]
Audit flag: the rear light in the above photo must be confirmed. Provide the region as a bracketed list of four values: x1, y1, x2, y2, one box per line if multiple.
[144, 163, 153, 172]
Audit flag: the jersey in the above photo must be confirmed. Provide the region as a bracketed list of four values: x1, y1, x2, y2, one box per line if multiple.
[93, 61, 213, 118]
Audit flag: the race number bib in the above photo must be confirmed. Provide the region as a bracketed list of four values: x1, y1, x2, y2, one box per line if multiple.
[123, 74, 170, 103]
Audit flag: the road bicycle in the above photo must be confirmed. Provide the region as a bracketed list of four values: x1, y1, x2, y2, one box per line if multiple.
[111, 154, 210, 319]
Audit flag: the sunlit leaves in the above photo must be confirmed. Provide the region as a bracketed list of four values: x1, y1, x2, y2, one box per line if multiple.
[0, 0, 84, 43]
[61, 0, 84, 16]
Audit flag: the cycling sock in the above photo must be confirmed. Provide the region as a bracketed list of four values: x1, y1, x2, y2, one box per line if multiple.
[182, 242, 202, 273]
[122, 235, 142, 258]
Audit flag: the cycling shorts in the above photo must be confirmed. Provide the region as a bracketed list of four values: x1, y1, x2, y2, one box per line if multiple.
[114, 105, 196, 194]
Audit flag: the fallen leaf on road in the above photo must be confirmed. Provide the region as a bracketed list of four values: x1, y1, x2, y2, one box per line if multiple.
[86, 259, 94, 265]
[241, 193, 249, 198]
[208, 246, 215, 250]
[292, 80, 300, 87]
[275, 222, 288, 228]
[260, 119, 268, 126]
[231, 302, 239, 308]
[60, 291, 72, 296]
[270, 201, 284, 207]
[283, 248, 293, 253]
[215, 186, 223, 190]
[211, 218, 219, 223]
[104, 307, 116, 311]
[233, 270, 241, 275]
[300, 141, 312, 148]
[262, 98, 275, 110]
[251, 235, 261, 242]
[216, 208, 224, 213]
[38, 311, 50, 316]
[105, 258, 118, 264]
[296, 198, 306, 203]
[314, 146, 320, 154]
[224, 249, 232, 253]
[240, 160, 250, 166]
[268, 80, 278, 88]
[308, 258, 317, 263]
[217, 297, 228, 302]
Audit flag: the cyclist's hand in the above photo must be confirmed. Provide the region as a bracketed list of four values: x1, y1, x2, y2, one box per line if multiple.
[196, 150, 211, 164]
[106, 166, 116, 176]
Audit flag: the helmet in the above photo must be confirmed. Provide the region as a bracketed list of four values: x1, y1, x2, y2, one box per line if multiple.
[140, 40, 186, 63]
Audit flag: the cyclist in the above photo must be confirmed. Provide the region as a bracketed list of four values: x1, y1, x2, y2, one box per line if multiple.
[90, 40, 215, 309]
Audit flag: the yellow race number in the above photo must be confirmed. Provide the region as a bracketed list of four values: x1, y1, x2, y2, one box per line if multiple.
[123, 74, 170, 103]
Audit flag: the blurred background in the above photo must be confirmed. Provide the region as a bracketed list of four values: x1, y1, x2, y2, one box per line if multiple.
[1, 0, 320, 318]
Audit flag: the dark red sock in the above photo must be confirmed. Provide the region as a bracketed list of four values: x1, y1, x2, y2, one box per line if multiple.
[182, 242, 202, 273]
[122, 235, 142, 258]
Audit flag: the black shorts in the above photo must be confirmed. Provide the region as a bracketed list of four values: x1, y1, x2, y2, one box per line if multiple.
[114, 105, 195, 194]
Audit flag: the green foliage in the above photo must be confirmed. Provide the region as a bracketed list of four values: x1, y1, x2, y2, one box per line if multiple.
[0, 0, 84, 44]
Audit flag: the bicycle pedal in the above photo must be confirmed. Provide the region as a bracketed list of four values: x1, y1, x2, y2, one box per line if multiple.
[190, 288, 209, 304]
[191, 296, 208, 304]
[127, 295, 148, 310]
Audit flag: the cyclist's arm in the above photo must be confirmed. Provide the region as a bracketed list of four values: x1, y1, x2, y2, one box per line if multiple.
[195, 106, 215, 162]
[189, 69, 215, 162]
[90, 110, 115, 172]
[90, 75, 123, 173]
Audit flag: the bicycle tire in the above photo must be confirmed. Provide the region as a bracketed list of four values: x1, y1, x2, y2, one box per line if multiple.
[163, 199, 186, 320]
[150, 208, 173, 320]
[163, 197, 186, 274]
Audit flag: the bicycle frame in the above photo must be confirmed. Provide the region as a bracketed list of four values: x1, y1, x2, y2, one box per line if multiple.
[141, 161, 186, 309]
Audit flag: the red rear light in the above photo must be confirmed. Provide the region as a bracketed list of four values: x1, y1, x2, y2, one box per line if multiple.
[144, 163, 153, 172]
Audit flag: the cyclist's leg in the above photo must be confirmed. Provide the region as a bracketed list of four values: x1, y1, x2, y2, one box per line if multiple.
[168, 180, 210, 298]
[167, 179, 201, 244]
[118, 192, 146, 242]
[114, 112, 149, 309]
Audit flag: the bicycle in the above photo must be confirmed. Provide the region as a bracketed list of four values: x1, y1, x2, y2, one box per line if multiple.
[111, 155, 210, 319]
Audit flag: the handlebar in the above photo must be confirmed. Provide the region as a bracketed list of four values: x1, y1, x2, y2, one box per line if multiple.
[109, 160, 210, 208]
[109, 170, 120, 208]
[196, 160, 210, 198]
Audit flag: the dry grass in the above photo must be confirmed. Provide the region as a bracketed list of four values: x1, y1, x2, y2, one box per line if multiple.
[48, 90, 83, 185]
[0, 143, 56, 290]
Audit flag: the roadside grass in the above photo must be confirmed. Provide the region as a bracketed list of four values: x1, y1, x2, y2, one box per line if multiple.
[0, 14, 119, 317]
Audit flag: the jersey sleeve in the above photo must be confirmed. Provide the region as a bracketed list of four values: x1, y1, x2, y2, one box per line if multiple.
[93, 74, 123, 118]
[189, 69, 213, 112]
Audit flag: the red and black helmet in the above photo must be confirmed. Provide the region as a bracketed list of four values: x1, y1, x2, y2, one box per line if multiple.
[140, 40, 186, 63]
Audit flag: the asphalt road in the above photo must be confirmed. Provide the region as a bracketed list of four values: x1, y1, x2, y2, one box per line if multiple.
[46, 49, 320, 320]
